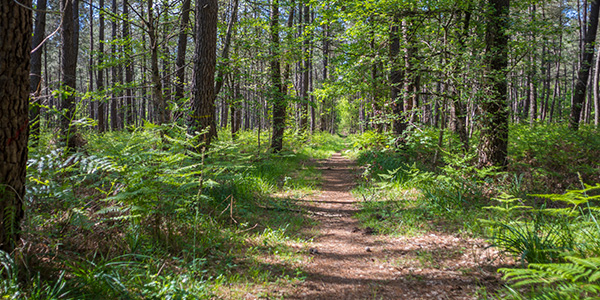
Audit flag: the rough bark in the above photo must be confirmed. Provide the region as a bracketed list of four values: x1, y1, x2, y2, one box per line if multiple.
[320, 22, 329, 132]
[299, 2, 309, 133]
[570, 0, 600, 130]
[30, 0, 47, 144]
[110, 0, 120, 130]
[478, 0, 510, 167]
[0, 0, 31, 252]
[175, 0, 192, 102]
[190, 0, 218, 147]
[390, 15, 405, 136]
[594, 47, 600, 127]
[123, 0, 134, 126]
[88, 0, 95, 125]
[61, 0, 79, 149]
[214, 0, 240, 97]
[97, 0, 106, 132]
[148, 0, 166, 124]
[270, 0, 285, 152]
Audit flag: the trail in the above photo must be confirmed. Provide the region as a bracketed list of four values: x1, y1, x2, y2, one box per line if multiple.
[287, 153, 506, 300]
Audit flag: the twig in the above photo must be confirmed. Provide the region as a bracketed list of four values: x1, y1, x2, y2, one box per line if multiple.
[238, 223, 259, 233]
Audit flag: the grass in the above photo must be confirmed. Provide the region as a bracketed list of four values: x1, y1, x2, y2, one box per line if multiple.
[11, 125, 348, 299]
[347, 124, 600, 299]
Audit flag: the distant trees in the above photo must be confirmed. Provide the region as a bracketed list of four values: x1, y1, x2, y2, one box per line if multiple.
[0, 0, 31, 252]
[16, 0, 600, 156]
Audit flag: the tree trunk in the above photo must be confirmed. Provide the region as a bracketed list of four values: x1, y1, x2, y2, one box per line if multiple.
[30, 0, 46, 145]
[595, 46, 600, 127]
[299, 2, 309, 133]
[320, 21, 329, 132]
[0, 0, 31, 252]
[148, 0, 166, 125]
[175, 0, 192, 102]
[528, 4, 537, 126]
[123, 0, 134, 127]
[215, 0, 240, 97]
[570, 0, 600, 130]
[110, 0, 120, 130]
[190, 0, 218, 147]
[61, 0, 79, 149]
[88, 0, 95, 126]
[97, 0, 106, 132]
[269, 0, 285, 152]
[390, 15, 405, 136]
[478, 0, 510, 167]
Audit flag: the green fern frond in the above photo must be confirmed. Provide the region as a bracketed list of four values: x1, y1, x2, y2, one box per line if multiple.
[501, 256, 600, 299]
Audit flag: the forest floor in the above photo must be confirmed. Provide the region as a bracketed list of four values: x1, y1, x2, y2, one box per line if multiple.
[274, 153, 512, 299]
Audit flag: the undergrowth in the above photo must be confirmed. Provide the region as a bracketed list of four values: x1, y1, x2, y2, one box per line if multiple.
[348, 124, 600, 299]
[5, 124, 347, 299]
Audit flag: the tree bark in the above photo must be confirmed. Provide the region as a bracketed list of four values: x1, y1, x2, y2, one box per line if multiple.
[110, 0, 120, 130]
[594, 47, 600, 127]
[97, 0, 106, 132]
[175, 0, 192, 102]
[123, 0, 134, 126]
[320, 21, 329, 132]
[270, 0, 285, 152]
[148, 0, 166, 124]
[0, 0, 31, 252]
[88, 0, 95, 125]
[478, 0, 510, 167]
[299, 2, 310, 133]
[570, 0, 600, 130]
[390, 15, 405, 136]
[190, 0, 218, 147]
[30, 0, 47, 144]
[215, 0, 240, 97]
[61, 0, 79, 149]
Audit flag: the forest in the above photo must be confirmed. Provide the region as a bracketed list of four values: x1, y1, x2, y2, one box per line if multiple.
[2, 0, 600, 298]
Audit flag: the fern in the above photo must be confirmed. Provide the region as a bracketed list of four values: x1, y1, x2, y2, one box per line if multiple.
[500, 256, 600, 299]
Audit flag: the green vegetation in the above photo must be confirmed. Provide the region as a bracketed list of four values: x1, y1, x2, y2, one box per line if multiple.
[4, 126, 346, 299]
[348, 124, 600, 299]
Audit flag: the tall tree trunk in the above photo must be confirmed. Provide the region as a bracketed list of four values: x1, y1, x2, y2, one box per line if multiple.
[269, 0, 285, 152]
[161, 1, 172, 123]
[88, 0, 95, 126]
[320, 22, 329, 132]
[97, 0, 106, 132]
[570, 0, 600, 130]
[0, 0, 31, 253]
[595, 46, 600, 127]
[175, 0, 192, 102]
[110, 0, 120, 130]
[61, 0, 79, 149]
[370, 26, 381, 132]
[478, 0, 510, 167]
[390, 15, 405, 136]
[30, 0, 47, 144]
[190, 0, 218, 147]
[123, 0, 134, 127]
[528, 4, 537, 126]
[148, 0, 166, 125]
[299, 2, 309, 133]
[215, 0, 240, 97]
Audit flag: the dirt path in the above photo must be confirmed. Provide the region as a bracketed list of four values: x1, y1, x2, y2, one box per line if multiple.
[288, 153, 507, 300]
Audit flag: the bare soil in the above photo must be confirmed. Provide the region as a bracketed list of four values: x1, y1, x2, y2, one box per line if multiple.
[285, 153, 511, 300]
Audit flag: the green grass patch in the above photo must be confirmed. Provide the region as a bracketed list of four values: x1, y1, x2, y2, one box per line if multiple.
[15, 126, 343, 299]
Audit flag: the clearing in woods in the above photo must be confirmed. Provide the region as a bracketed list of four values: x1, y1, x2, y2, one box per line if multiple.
[283, 152, 509, 299]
